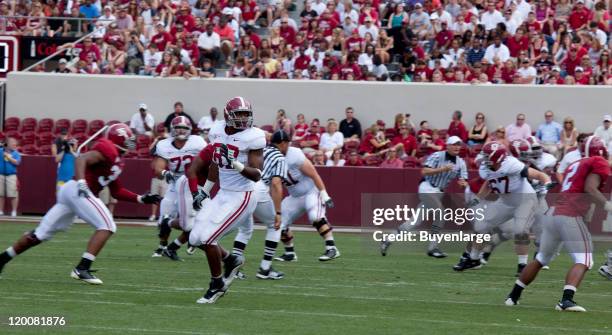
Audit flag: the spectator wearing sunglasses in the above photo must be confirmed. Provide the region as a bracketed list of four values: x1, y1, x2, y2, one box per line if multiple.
[467, 113, 488, 147]
[506, 113, 532, 141]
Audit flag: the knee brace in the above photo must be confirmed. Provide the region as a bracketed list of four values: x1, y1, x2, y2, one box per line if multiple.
[158, 216, 172, 238]
[313, 218, 332, 237]
[26, 230, 42, 246]
[280, 229, 293, 244]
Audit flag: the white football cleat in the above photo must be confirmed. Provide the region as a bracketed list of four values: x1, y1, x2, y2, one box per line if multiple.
[504, 297, 518, 306]
[71, 268, 103, 285]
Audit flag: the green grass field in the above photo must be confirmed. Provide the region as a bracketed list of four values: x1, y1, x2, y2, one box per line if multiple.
[0, 222, 611, 335]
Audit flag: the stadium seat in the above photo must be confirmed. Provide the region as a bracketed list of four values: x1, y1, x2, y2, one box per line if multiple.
[88, 119, 106, 135]
[155, 122, 165, 134]
[364, 155, 383, 166]
[403, 156, 421, 168]
[37, 132, 55, 146]
[37, 118, 54, 133]
[21, 144, 38, 155]
[459, 144, 469, 158]
[4, 117, 20, 132]
[38, 144, 52, 155]
[20, 131, 36, 146]
[54, 119, 71, 134]
[71, 119, 88, 134]
[107, 120, 121, 126]
[136, 134, 151, 149]
[260, 124, 274, 133]
[20, 118, 38, 132]
[384, 128, 397, 140]
[343, 140, 359, 153]
[5, 130, 21, 141]
[73, 133, 89, 147]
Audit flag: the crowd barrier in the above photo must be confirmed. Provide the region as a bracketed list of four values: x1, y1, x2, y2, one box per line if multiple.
[15, 156, 612, 235]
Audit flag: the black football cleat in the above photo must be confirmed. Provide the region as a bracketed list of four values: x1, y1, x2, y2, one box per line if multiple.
[598, 265, 612, 280]
[152, 248, 163, 258]
[427, 248, 447, 258]
[481, 252, 491, 265]
[196, 279, 226, 304]
[274, 253, 298, 262]
[453, 258, 482, 271]
[70, 268, 103, 285]
[380, 241, 391, 256]
[256, 267, 285, 280]
[516, 263, 526, 277]
[555, 299, 586, 312]
[319, 248, 340, 261]
[222, 254, 244, 290]
[0, 261, 6, 277]
[162, 248, 183, 261]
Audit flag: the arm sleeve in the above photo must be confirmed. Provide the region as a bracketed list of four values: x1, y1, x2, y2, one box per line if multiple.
[591, 157, 611, 180]
[108, 179, 139, 203]
[423, 152, 438, 168]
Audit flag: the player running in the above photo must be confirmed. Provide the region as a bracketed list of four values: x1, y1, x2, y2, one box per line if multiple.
[151, 116, 206, 260]
[505, 136, 611, 311]
[453, 141, 552, 272]
[274, 145, 338, 262]
[230, 130, 290, 279]
[0, 124, 160, 284]
[189, 96, 265, 304]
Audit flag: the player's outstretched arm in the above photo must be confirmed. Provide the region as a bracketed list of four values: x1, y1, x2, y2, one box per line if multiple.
[108, 180, 161, 204]
[527, 167, 552, 185]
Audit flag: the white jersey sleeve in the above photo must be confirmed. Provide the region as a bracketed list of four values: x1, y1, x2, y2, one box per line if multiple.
[209, 122, 266, 192]
[284, 147, 316, 197]
[556, 150, 581, 174]
[533, 152, 557, 171]
[480, 156, 533, 194]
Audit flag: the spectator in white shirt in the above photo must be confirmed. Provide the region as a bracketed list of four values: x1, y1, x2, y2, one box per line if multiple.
[594, 115, 612, 151]
[326, 148, 346, 166]
[433, 6, 453, 26]
[513, 0, 532, 23]
[197, 24, 221, 66]
[130, 103, 155, 137]
[358, 44, 375, 72]
[501, 9, 518, 35]
[311, 0, 326, 16]
[143, 43, 162, 75]
[516, 59, 537, 84]
[197, 107, 221, 133]
[480, 2, 503, 31]
[358, 16, 379, 41]
[320, 119, 345, 157]
[484, 35, 510, 63]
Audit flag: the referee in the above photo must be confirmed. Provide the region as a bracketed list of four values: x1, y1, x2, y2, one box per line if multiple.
[231, 130, 290, 280]
[381, 136, 468, 258]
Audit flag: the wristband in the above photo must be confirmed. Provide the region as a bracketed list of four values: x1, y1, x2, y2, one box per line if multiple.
[203, 180, 215, 194]
[232, 160, 245, 172]
[77, 179, 87, 184]
[320, 190, 330, 202]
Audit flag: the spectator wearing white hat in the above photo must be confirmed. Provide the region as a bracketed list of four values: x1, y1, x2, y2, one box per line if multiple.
[54, 58, 73, 73]
[358, 16, 379, 40]
[130, 103, 155, 137]
[594, 115, 612, 152]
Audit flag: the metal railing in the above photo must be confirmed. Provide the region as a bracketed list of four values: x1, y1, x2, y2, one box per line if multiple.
[0, 81, 6, 130]
[0, 15, 114, 36]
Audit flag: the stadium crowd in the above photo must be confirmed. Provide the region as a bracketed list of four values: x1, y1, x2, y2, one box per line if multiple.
[1, 0, 610, 84]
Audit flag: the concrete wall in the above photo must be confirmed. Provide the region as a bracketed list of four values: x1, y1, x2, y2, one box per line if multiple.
[7, 72, 612, 132]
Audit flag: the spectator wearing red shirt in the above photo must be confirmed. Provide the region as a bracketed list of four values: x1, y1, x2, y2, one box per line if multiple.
[345, 151, 364, 166]
[525, 12, 542, 33]
[67, 36, 101, 63]
[294, 45, 311, 71]
[341, 53, 362, 80]
[563, 45, 587, 76]
[300, 119, 321, 154]
[417, 120, 433, 143]
[574, 67, 590, 85]
[279, 18, 296, 45]
[379, 149, 404, 168]
[506, 28, 529, 58]
[244, 26, 261, 48]
[568, 0, 591, 31]
[391, 123, 418, 157]
[447, 110, 468, 142]
[175, 4, 196, 31]
[345, 29, 363, 53]
[424, 129, 446, 156]
[240, 0, 260, 26]
[359, 124, 390, 154]
[214, 17, 235, 65]
[292, 113, 309, 142]
[318, 10, 339, 37]
[434, 22, 454, 51]
[183, 34, 200, 65]
[151, 22, 173, 51]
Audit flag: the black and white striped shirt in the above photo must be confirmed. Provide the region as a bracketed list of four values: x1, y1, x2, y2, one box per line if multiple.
[423, 151, 468, 190]
[261, 146, 288, 186]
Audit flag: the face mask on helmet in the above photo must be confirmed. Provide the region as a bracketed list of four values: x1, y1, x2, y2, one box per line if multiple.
[227, 109, 253, 130]
[529, 145, 542, 159]
[172, 126, 191, 140]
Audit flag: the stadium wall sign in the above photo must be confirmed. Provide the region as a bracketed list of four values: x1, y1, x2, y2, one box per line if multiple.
[0, 35, 19, 78]
[20, 36, 78, 61]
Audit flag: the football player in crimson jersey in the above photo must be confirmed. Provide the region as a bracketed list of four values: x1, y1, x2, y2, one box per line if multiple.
[506, 136, 611, 312]
[189, 96, 265, 304]
[151, 116, 206, 260]
[0, 124, 161, 284]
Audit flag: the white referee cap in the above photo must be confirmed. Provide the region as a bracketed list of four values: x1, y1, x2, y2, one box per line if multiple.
[138, 103, 148, 110]
[446, 136, 463, 145]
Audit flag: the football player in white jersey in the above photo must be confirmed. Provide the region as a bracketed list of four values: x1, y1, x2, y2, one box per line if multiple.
[453, 141, 552, 273]
[151, 116, 206, 260]
[189, 96, 265, 304]
[274, 146, 339, 262]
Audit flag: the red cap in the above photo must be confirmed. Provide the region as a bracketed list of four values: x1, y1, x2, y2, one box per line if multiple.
[376, 120, 385, 127]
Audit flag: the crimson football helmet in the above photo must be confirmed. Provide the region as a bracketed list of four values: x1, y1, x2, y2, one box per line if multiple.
[171, 116, 192, 140]
[224, 96, 253, 130]
[106, 123, 135, 152]
[581, 135, 608, 159]
[509, 139, 531, 162]
[481, 141, 507, 168]
[526, 136, 543, 158]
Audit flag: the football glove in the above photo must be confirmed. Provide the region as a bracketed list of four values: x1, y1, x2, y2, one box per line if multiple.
[161, 170, 176, 183]
[192, 189, 209, 211]
[76, 179, 90, 198]
[320, 190, 334, 208]
[139, 193, 162, 204]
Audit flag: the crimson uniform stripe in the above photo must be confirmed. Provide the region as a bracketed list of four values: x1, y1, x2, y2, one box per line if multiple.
[205, 191, 251, 244]
[178, 179, 187, 229]
[86, 197, 112, 230]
